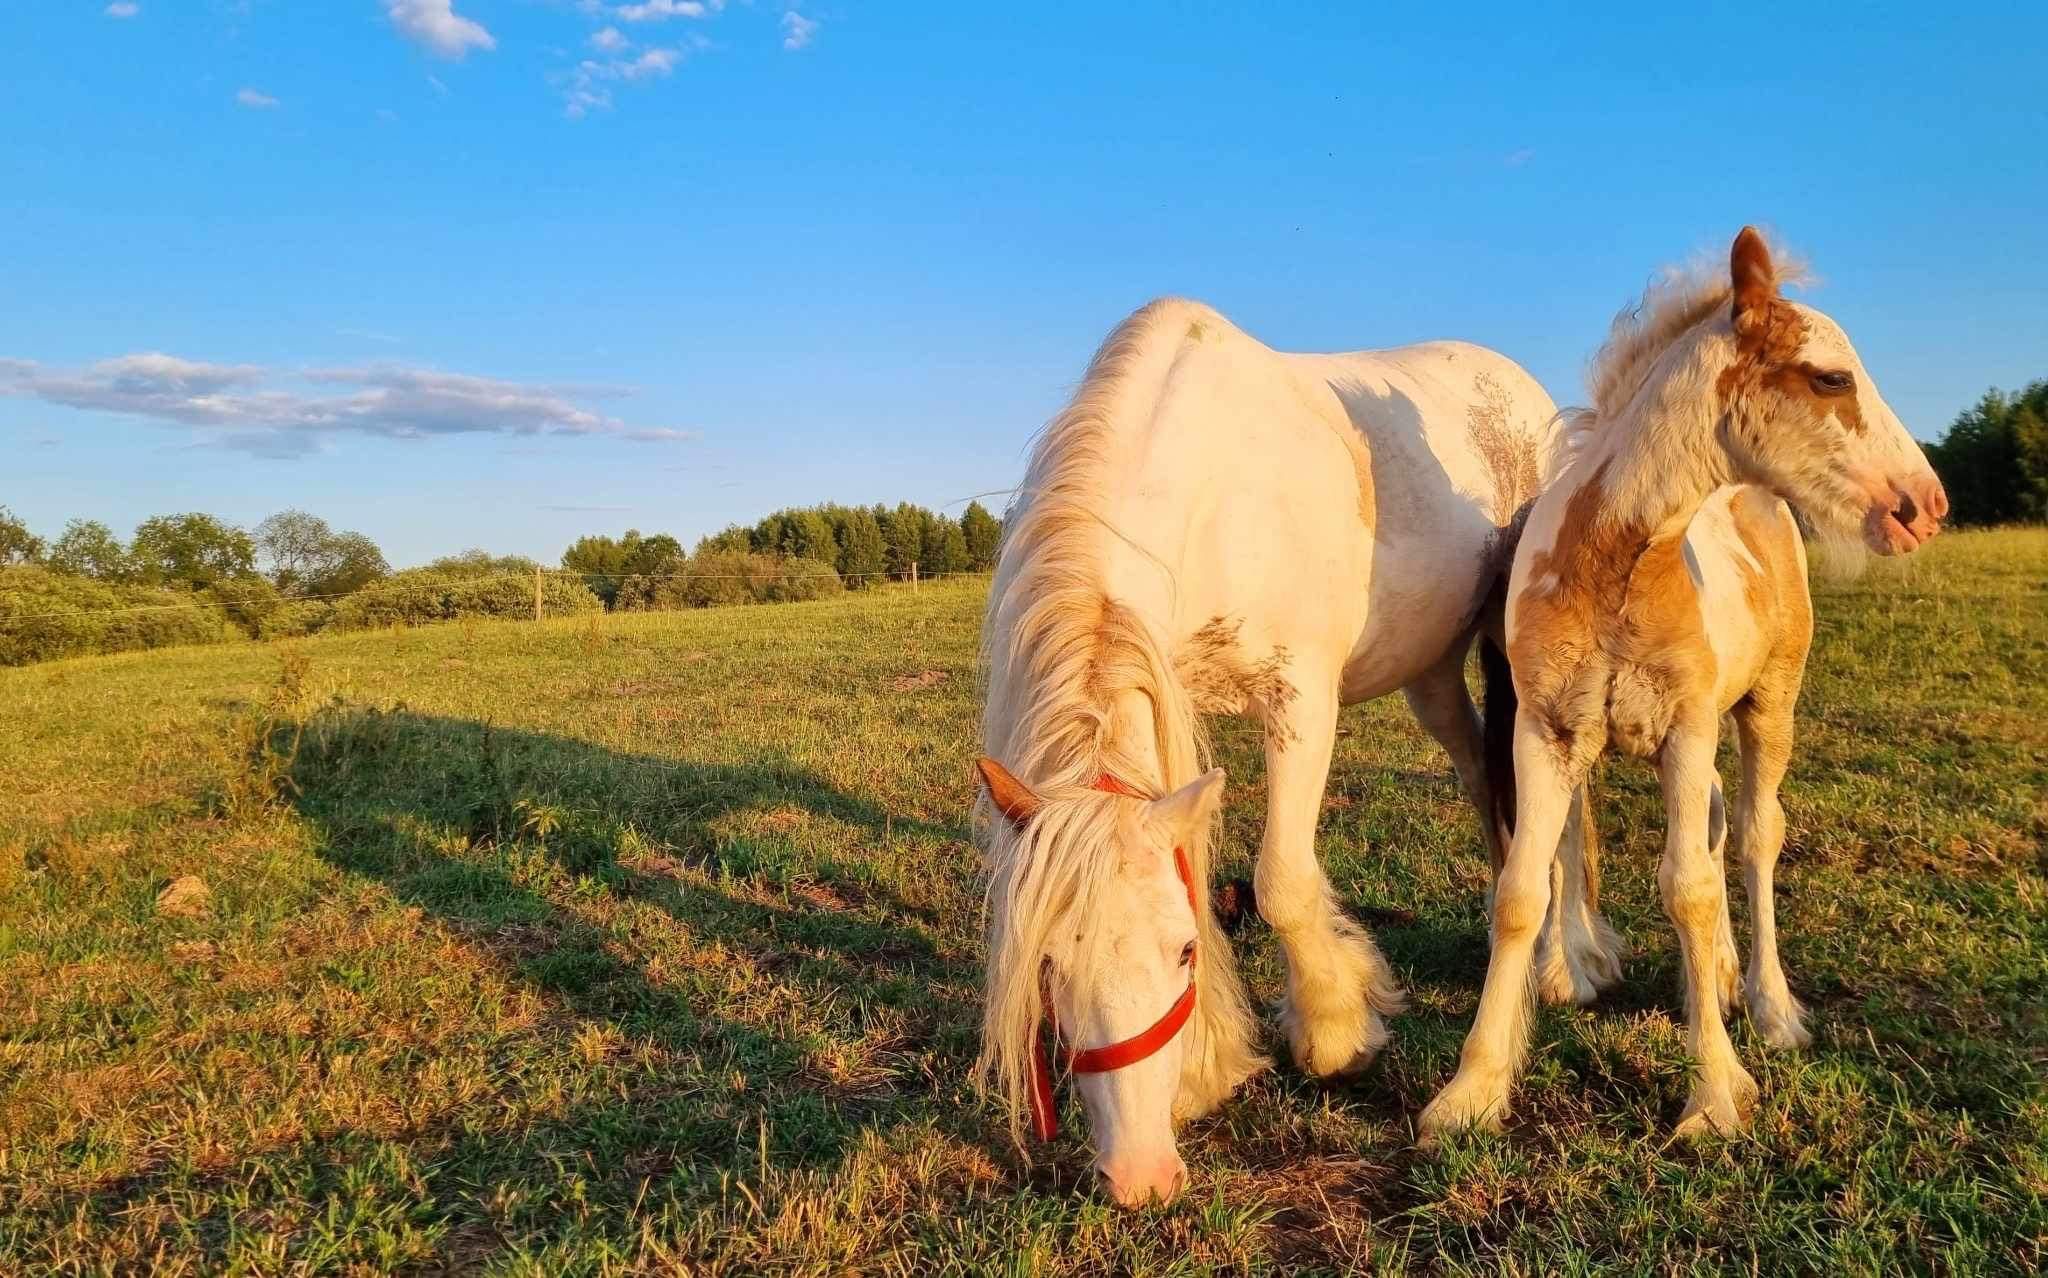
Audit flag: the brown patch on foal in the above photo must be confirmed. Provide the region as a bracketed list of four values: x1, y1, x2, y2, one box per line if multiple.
[1511, 461, 1718, 763]
[1716, 228, 1865, 445]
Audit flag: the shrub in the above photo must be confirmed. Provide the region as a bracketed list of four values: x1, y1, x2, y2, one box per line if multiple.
[616, 551, 842, 611]
[202, 577, 287, 638]
[325, 567, 601, 631]
[0, 565, 237, 666]
[258, 600, 334, 640]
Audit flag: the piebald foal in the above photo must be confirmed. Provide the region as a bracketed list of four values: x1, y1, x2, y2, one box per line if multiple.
[1420, 229, 1948, 1139]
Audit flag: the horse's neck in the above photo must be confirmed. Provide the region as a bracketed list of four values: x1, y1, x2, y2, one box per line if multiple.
[1559, 387, 1735, 585]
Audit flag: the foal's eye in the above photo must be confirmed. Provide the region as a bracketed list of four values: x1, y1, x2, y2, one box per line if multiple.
[1811, 370, 1855, 396]
[1179, 941, 1197, 967]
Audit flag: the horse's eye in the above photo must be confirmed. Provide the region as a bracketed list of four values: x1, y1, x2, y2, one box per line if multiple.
[1811, 370, 1855, 396]
[1179, 940, 1197, 967]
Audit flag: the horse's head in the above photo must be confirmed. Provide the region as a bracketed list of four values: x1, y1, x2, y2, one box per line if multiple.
[974, 756, 1237, 1207]
[1716, 226, 1947, 554]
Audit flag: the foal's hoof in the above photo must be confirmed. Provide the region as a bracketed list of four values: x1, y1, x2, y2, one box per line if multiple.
[1674, 1069, 1758, 1139]
[1750, 994, 1813, 1050]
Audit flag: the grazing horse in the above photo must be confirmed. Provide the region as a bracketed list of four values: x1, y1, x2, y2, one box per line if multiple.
[1419, 229, 1948, 1141]
[972, 298, 1617, 1205]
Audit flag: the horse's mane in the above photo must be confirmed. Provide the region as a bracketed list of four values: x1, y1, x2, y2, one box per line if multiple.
[976, 299, 1261, 1149]
[1563, 237, 1806, 447]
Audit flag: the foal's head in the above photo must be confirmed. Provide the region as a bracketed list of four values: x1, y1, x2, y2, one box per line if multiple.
[974, 756, 1247, 1207]
[1715, 227, 1947, 554]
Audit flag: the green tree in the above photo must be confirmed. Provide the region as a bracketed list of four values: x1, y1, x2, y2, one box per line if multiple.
[778, 509, 837, 563]
[0, 506, 43, 566]
[836, 507, 887, 586]
[921, 512, 968, 575]
[130, 513, 256, 590]
[881, 503, 928, 578]
[256, 510, 390, 597]
[696, 525, 752, 555]
[1925, 380, 2048, 525]
[429, 549, 539, 578]
[46, 519, 132, 581]
[960, 501, 1001, 570]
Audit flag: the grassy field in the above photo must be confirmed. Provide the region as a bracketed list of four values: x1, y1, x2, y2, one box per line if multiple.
[2, 530, 2044, 1275]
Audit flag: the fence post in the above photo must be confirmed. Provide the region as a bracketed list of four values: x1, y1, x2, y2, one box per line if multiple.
[534, 566, 544, 623]
[910, 561, 918, 592]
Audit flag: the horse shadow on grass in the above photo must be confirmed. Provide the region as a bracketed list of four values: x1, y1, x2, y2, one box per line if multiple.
[279, 704, 1016, 1257]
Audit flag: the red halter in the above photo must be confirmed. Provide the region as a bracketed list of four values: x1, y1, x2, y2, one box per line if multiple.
[1026, 772, 1200, 1143]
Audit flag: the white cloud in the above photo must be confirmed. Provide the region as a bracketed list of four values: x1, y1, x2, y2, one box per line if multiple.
[614, 0, 713, 21]
[589, 25, 629, 52]
[235, 87, 280, 109]
[385, 0, 495, 60]
[560, 44, 685, 117]
[0, 354, 692, 459]
[1504, 147, 1535, 168]
[781, 11, 818, 51]
[105, 2, 140, 18]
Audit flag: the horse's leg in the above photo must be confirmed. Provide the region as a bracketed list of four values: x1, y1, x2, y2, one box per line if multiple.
[1706, 778, 1743, 1017]
[1660, 716, 1759, 1136]
[1257, 680, 1403, 1078]
[1401, 640, 1498, 872]
[1731, 687, 1810, 1048]
[1417, 715, 1580, 1139]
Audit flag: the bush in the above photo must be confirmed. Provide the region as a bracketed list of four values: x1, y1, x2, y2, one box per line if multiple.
[617, 552, 842, 611]
[325, 567, 601, 631]
[202, 577, 286, 638]
[0, 565, 237, 666]
[258, 599, 335, 640]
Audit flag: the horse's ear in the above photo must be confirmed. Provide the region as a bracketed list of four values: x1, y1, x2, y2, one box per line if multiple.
[1146, 768, 1226, 834]
[975, 756, 1041, 830]
[1730, 225, 1777, 336]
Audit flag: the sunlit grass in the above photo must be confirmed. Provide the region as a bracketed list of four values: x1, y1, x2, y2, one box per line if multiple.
[1, 533, 2042, 1273]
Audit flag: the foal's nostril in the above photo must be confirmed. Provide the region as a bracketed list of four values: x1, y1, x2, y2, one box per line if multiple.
[1892, 490, 1918, 529]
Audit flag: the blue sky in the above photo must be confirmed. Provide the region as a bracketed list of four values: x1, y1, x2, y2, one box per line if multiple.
[3, 2, 2042, 567]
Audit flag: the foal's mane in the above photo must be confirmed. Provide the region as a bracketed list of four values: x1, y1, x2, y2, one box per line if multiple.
[976, 299, 1261, 1147]
[1565, 239, 1805, 444]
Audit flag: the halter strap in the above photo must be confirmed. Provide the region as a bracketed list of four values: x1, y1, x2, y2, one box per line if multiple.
[1027, 772, 1200, 1142]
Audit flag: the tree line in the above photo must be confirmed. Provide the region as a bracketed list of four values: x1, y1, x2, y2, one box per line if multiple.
[1924, 380, 2048, 526]
[0, 499, 1003, 666]
[560, 501, 1001, 608]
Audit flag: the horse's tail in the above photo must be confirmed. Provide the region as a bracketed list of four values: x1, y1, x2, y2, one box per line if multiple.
[1478, 621, 1517, 873]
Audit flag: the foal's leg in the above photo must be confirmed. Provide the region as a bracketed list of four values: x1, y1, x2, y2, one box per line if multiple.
[1660, 718, 1759, 1136]
[1402, 649, 1620, 1005]
[1731, 691, 1810, 1048]
[1257, 682, 1403, 1077]
[1708, 778, 1742, 1018]
[1417, 717, 1580, 1139]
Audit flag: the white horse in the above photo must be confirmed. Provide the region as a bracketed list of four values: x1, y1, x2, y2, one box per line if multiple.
[973, 299, 1617, 1205]
[1420, 229, 1949, 1141]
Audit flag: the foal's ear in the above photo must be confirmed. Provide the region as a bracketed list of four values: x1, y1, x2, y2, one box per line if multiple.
[975, 756, 1041, 830]
[1146, 768, 1227, 834]
[1730, 225, 1778, 335]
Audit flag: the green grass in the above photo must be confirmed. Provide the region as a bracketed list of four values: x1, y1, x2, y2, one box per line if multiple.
[2, 532, 2044, 1275]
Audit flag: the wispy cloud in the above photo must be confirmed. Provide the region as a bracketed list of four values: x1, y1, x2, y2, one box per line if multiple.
[781, 11, 818, 51]
[590, 25, 629, 53]
[1504, 147, 1535, 168]
[427, 73, 451, 95]
[613, 0, 717, 21]
[105, 2, 140, 18]
[337, 327, 403, 344]
[560, 44, 687, 117]
[0, 353, 693, 459]
[235, 87, 280, 110]
[385, 0, 495, 60]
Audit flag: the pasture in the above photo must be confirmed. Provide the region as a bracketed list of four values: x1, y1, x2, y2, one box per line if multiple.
[2, 529, 2043, 1275]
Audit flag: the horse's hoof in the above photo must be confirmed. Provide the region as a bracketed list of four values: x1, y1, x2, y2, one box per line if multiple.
[1674, 1068, 1758, 1138]
[1416, 1081, 1507, 1145]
